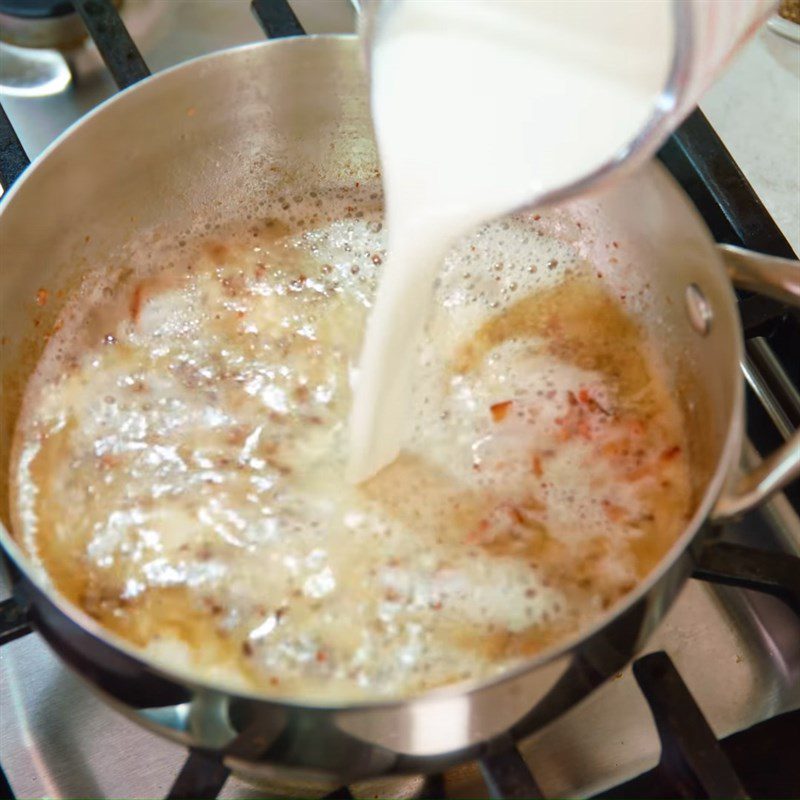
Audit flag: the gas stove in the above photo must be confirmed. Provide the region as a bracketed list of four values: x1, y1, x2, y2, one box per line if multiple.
[1, 2, 799, 798]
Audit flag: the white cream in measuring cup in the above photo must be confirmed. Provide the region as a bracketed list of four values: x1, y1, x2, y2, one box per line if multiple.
[348, 0, 774, 483]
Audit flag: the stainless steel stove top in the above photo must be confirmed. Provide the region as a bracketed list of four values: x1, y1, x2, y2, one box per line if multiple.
[2, 501, 798, 799]
[1, 2, 799, 798]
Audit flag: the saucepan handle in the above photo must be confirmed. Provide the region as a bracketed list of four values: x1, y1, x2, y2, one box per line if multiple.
[718, 244, 800, 306]
[710, 244, 800, 522]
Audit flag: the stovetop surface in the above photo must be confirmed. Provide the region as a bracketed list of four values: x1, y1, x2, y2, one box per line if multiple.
[1, 2, 799, 798]
[2, 517, 798, 800]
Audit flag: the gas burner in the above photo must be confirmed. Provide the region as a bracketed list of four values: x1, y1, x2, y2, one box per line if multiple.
[0, 0, 100, 50]
[0, 0, 90, 100]
[0, 0, 164, 101]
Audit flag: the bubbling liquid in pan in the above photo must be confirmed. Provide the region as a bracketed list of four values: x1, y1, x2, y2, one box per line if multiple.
[11, 187, 692, 699]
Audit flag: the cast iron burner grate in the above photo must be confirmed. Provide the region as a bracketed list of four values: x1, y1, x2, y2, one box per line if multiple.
[0, 1, 798, 798]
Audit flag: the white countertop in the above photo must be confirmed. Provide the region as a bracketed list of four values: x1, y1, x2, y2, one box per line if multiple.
[701, 25, 800, 254]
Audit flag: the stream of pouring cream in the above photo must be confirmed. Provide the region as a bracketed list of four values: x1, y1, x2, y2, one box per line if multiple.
[348, 0, 673, 483]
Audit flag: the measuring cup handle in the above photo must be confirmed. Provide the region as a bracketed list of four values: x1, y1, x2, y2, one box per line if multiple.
[710, 245, 800, 522]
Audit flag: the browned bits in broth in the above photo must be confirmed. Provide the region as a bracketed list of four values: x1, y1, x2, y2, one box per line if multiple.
[10, 195, 693, 700]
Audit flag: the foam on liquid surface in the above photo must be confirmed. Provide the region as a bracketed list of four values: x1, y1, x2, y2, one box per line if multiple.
[11, 188, 691, 700]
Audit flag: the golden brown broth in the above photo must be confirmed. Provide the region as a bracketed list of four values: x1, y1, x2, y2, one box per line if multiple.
[454, 278, 685, 576]
[10, 208, 693, 699]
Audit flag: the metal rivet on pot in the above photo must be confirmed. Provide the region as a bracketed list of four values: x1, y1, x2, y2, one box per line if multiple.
[685, 283, 713, 335]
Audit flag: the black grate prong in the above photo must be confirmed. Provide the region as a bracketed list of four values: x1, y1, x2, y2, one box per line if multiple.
[659, 109, 796, 259]
[165, 749, 230, 800]
[418, 773, 446, 799]
[658, 109, 797, 336]
[0, 103, 30, 191]
[634, 651, 749, 799]
[479, 742, 543, 800]
[0, 597, 32, 647]
[71, 0, 150, 90]
[0, 763, 15, 800]
[323, 788, 354, 799]
[251, 0, 306, 38]
[692, 541, 800, 616]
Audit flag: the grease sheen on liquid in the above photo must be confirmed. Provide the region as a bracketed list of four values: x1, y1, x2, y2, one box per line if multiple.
[11, 187, 691, 699]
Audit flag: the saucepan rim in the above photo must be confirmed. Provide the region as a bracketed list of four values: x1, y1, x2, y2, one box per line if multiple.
[0, 34, 745, 712]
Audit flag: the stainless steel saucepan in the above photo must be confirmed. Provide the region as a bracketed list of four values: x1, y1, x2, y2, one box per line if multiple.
[0, 36, 798, 785]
